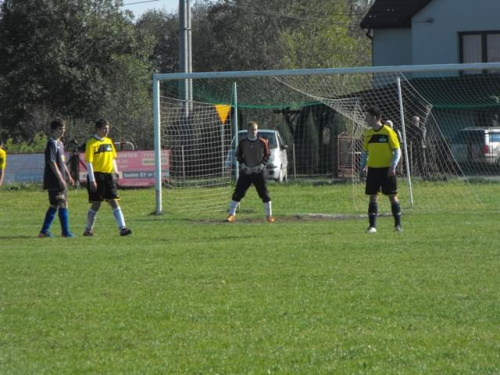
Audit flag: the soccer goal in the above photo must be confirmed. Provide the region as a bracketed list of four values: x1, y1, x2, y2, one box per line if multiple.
[153, 62, 500, 215]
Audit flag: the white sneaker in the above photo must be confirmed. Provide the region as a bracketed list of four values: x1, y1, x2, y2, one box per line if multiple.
[394, 225, 403, 232]
[366, 227, 377, 233]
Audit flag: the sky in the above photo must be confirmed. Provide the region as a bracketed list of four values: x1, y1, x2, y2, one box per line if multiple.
[122, 0, 179, 18]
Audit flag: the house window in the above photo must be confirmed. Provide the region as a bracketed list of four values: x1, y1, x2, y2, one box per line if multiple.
[460, 31, 500, 74]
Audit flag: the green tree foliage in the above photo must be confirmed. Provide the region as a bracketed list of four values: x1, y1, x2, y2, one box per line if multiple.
[281, 0, 371, 69]
[4, 132, 47, 153]
[136, 10, 179, 73]
[0, 0, 374, 150]
[0, 0, 154, 148]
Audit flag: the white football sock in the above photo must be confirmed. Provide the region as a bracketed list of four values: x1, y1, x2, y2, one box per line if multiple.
[86, 209, 97, 231]
[113, 207, 126, 229]
[264, 201, 272, 217]
[228, 200, 239, 216]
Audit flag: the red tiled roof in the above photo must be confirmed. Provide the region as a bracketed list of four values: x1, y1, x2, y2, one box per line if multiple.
[360, 0, 433, 29]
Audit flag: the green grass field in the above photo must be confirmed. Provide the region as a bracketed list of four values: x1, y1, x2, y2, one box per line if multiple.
[0, 184, 499, 374]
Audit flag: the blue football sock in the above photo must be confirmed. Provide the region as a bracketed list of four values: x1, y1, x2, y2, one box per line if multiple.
[41, 207, 57, 234]
[58, 207, 71, 236]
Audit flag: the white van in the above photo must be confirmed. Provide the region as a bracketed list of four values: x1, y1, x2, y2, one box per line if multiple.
[226, 129, 289, 183]
[450, 127, 500, 165]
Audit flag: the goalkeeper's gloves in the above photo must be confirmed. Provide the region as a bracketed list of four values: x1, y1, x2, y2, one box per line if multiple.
[240, 163, 251, 175]
[250, 163, 265, 174]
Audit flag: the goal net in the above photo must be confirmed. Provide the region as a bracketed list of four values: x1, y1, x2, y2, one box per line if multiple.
[153, 63, 500, 215]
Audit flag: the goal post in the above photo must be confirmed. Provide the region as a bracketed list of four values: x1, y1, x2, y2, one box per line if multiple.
[153, 62, 500, 215]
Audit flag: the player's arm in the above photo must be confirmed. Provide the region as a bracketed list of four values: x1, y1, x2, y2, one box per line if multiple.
[50, 161, 67, 189]
[63, 160, 75, 186]
[255, 138, 270, 173]
[389, 148, 401, 176]
[112, 159, 121, 179]
[0, 169, 4, 187]
[84, 142, 98, 191]
[388, 130, 401, 176]
[235, 140, 250, 173]
[360, 132, 370, 176]
[359, 150, 368, 178]
[260, 138, 270, 165]
[235, 140, 245, 164]
[86, 162, 97, 191]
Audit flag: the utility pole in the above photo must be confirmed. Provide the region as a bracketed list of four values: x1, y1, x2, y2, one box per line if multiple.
[179, 0, 192, 116]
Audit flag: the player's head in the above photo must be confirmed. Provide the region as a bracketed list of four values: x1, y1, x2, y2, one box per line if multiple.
[247, 121, 259, 140]
[412, 115, 420, 127]
[366, 106, 382, 127]
[50, 118, 66, 138]
[95, 119, 110, 137]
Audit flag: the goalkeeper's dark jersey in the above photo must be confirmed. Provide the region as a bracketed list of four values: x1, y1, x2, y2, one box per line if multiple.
[236, 137, 270, 168]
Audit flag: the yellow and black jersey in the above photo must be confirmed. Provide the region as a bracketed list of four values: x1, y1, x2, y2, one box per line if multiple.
[363, 125, 400, 168]
[0, 148, 6, 170]
[84, 136, 117, 173]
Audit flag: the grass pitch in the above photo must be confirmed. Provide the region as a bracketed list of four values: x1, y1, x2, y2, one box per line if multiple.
[0, 183, 499, 374]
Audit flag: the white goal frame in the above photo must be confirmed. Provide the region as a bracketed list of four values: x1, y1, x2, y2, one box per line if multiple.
[153, 62, 500, 215]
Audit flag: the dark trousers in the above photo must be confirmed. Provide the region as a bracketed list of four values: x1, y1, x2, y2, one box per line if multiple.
[232, 172, 271, 203]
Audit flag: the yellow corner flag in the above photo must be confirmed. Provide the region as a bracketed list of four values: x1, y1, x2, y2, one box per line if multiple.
[215, 105, 231, 125]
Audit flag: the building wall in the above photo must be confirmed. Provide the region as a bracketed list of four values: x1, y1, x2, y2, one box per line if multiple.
[372, 29, 412, 66]
[412, 0, 500, 65]
[371, 0, 500, 67]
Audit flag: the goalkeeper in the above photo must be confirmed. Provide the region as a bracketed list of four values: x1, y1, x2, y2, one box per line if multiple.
[226, 121, 275, 223]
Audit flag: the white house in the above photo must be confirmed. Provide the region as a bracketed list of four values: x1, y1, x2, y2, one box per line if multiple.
[360, 0, 500, 67]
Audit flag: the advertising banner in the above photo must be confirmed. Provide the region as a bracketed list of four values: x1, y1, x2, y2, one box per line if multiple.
[78, 150, 171, 187]
[5, 150, 170, 188]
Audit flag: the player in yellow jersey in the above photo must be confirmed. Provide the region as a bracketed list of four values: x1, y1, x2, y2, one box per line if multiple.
[83, 119, 132, 236]
[0, 139, 6, 187]
[360, 106, 402, 233]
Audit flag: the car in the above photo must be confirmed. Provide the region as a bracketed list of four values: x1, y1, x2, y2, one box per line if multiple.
[450, 127, 500, 165]
[225, 129, 289, 183]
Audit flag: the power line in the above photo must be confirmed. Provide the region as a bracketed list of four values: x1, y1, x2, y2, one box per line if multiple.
[229, 3, 366, 24]
[123, 0, 161, 6]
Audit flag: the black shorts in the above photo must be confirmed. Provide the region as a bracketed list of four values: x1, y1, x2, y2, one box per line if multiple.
[365, 167, 398, 196]
[87, 172, 120, 203]
[232, 171, 271, 203]
[48, 189, 68, 206]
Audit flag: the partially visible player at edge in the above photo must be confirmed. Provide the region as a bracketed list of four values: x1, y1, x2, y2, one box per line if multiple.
[0, 139, 6, 187]
[83, 119, 132, 236]
[226, 121, 275, 223]
[39, 119, 75, 238]
[360, 106, 402, 233]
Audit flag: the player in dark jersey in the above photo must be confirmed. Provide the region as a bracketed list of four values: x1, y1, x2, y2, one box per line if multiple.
[83, 119, 132, 236]
[360, 106, 402, 233]
[226, 121, 274, 222]
[39, 119, 75, 238]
